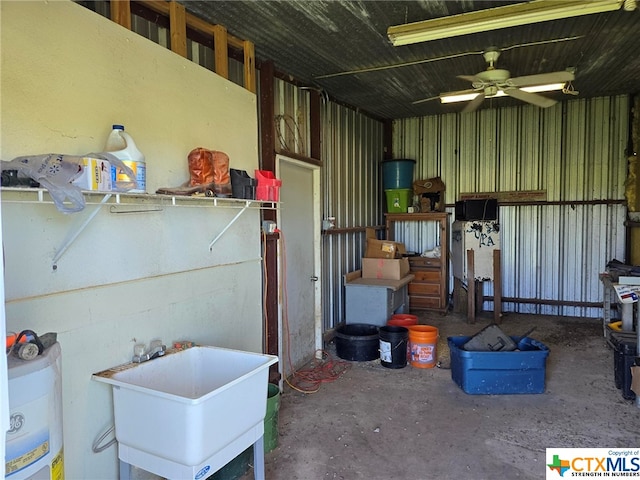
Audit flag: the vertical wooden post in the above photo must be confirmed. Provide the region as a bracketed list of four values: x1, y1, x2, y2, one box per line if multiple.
[475, 281, 484, 314]
[259, 60, 278, 381]
[467, 249, 475, 324]
[212, 25, 229, 79]
[264, 234, 280, 384]
[243, 40, 256, 93]
[169, 1, 187, 57]
[110, 0, 131, 29]
[453, 277, 466, 313]
[493, 249, 502, 324]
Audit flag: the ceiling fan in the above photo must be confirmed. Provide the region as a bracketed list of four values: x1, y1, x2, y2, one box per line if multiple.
[437, 47, 575, 113]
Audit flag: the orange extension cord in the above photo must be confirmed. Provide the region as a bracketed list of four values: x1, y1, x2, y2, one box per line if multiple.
[272, 229, 350, 394]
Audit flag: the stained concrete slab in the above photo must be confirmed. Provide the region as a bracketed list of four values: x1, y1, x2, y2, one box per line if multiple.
[242, 312, 640, 480]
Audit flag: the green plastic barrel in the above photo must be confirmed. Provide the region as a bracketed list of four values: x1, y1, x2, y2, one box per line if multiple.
[264, 383, 280, 453]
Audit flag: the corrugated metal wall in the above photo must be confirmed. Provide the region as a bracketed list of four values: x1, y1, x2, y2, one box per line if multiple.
[272, 80, 311, 157]
[320, 104, 385, 331]
[80, 1, 630, 323]
[394, 95, 629, 318]
[270, 79, 386, 331]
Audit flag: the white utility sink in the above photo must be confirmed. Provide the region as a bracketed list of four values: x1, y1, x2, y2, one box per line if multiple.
[93, 346, 278, 480]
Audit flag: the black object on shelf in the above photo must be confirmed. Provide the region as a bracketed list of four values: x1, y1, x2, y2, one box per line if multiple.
[230, 169, 257, 200]
[455, 198, 498, 221]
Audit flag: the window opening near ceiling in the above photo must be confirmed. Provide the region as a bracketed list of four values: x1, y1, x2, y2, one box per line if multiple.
[76, 1, 254, 92]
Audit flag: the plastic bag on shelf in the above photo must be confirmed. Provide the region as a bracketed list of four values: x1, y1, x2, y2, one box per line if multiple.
[1, 152, 135, 213]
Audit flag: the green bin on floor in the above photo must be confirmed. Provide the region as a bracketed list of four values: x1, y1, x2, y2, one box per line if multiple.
[208, 383, 281, 479]
[264, 383, 280, 453]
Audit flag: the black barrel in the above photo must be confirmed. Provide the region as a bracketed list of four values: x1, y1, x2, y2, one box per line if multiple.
[379, 325, 409, 369]
[335, 324, 379, 361]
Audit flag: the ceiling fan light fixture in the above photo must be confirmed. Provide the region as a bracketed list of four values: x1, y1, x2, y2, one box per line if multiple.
[440, 92, 480, 104]
[440, 82, 567, 104]
[519, 82, 567, 93]
[387, 0, 623, 46]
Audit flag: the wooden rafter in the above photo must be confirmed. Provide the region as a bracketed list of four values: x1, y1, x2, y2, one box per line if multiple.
[169, 1, 187, 57]
[110, 0, 131, 29]
[213, 25, 229, 79]
[243, 40, 256, 93]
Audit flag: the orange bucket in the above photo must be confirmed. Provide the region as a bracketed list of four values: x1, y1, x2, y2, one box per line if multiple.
[387, 314, 418, 327]
[408, 325, 438, 368]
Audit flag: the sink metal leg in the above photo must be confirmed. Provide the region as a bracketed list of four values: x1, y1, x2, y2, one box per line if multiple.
[253, 436, 265, 480]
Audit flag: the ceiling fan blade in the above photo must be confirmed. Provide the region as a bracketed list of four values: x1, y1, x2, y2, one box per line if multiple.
[505, 87, 557, 108]
[412, 95, 441, 105]
[510, 71, 575, 87]
[457, 75, 477, 83]
[462, 92, 485, 113]
[439, 88, 479, 97]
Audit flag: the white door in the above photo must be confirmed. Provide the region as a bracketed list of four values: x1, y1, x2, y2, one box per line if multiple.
[276, 155, 321, 379]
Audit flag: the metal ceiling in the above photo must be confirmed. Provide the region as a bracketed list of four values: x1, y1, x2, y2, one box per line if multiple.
[183, 0, 639, 120]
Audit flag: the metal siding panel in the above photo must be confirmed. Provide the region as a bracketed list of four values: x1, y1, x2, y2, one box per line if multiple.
[458, 114, 478, 194]
[497, 108, 517, 192]
[321, 101, 384, 330]
[274, 79, 311, 157]
[421, 116, 440, 178]
[541, 107, 564, 202]
[477, 109, 497, 193]
[393, 96, 629, 318]
[439, 114, 459, 205]
[539, 205, 562, 313]
[563, 100, 588, 201]
[389, 220, 441, 255]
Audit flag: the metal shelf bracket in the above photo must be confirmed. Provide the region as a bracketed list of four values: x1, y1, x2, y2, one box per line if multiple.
[52, 194, 112, 270]
[208, 200, 252, 250]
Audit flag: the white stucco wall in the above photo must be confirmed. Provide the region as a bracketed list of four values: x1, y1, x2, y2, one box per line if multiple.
[1, 2, 264, 478]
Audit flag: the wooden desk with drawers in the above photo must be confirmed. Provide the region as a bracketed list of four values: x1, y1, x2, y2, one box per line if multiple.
[385, 213, 449, 314]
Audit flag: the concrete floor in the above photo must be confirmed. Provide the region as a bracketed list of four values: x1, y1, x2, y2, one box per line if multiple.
[243, 312, 640, 480]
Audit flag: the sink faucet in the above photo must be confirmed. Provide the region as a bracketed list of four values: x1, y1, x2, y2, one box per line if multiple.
[132, 340, 166, 363]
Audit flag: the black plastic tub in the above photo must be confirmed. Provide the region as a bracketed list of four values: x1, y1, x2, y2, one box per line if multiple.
[335, 324, 379, 361]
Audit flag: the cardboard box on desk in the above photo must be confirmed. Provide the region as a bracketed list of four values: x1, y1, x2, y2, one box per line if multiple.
[365, 229, 407, 259]
[365, 238, 406, 259]
[362, 257, 410, 280]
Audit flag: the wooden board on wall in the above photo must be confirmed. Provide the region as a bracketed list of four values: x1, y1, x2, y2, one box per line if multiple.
[459, 190, 547, 203]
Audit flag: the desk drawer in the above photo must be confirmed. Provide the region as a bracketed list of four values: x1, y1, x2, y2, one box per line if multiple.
[410, 296, 442, 310]
[409, 282, 440, 296]
[412, 270, 441, 283]
[408, 257, 442, 269]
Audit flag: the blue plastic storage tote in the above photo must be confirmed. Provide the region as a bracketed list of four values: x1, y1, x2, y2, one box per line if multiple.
[448, 335, 549, 395]
[381, 159, 415, 190]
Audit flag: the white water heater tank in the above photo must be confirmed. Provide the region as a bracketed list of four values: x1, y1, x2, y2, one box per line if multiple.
[6, 342, 64, 479]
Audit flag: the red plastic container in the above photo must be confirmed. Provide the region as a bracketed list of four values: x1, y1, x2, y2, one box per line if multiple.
[255, 170, 282, 201]
[387, 314, 418, 327]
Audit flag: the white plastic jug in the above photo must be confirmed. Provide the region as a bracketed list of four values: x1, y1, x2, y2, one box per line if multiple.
[105, 124, 146, 193]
